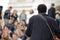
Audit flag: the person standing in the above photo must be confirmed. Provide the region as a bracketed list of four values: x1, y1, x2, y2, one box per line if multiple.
[19, 10, 27, 23]
[0, 6, 3, 19]
[0, 6, 3, 26]
[4, 6, 12, 23]
[48, 3, 56, 19]
[5, 19, 14, 37]
[11, 10, 18, 22]
[26, 4, 60, 40]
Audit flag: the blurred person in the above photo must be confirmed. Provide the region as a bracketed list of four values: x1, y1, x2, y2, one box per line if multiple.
[19, 20, 27, 40]
[29, 9, 34, 14]
[2, 31, 11, 40]
[18, 22, 25, 32]
[11, 10, 18, 22]
[5, 19, 14, 37]
[56, 11, 60, 28]
[14, 22, 24, 37]
[19, 10, 27, 23]
[0, 26, 3, 39]
[48, 3, 56, 19]
[3, 25, 11, 34]
[26, 4, 60, 40]
[27, 9, 34, 24]
[15, 27, 23, 38]
[13, 21, 18, 31]
[19, 20, 27, 32]
[6, 19, 14, 32]
[4, 6, 12, 23]
[0, 6, 3, 19]
[2, 32, 10, 40]
[12, 33, 22, 40]
[2, 25, 11, 40]
[15, 23, 26, 40]
[20, 20, 26, 27]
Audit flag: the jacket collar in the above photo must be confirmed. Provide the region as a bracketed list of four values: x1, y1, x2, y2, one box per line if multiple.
[39, 13, 48, 16]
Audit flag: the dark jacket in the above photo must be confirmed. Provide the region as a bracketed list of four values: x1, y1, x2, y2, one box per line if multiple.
[11, 14, 18, 21]
[5, 24, 15, 37]
[4, 10, 10, 19]
[26, 14, 60, 40]
[48, 7, 56, 19]
[5, 23, 14, 32]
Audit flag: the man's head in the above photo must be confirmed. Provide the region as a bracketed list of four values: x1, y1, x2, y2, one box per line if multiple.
[51, 3, 55, 7]
[30, 9, 34, 14]
[37, 4, 47, 14]
[12, 33, 18, 40]
[22, 9, 26, 14]
[13, 10, 17, 14]
[14, 21, 18, 26]
[8, 19, 13, 24]
[8, 6, 12, 11]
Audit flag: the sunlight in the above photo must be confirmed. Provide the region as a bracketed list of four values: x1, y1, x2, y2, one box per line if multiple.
[0, 0, 9, 11]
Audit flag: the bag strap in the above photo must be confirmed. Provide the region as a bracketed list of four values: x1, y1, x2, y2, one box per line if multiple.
[39, 14, 55, 40]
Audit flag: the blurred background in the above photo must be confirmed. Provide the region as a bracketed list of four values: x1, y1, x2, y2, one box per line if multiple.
[0, 0, 60, 40]
[0, 0, 60, 23]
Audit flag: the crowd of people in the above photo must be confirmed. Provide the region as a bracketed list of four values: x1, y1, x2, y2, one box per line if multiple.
[0, 4, 34, 40]
[0, 6, 28, 40]
[0, 3, 60, 40]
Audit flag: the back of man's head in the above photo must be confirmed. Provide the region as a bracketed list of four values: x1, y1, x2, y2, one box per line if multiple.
[37, 4, 47, 14]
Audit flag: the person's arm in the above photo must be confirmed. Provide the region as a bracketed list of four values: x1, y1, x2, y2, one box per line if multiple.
[26, 17, 33, 37]
[50, 19, 60, 38]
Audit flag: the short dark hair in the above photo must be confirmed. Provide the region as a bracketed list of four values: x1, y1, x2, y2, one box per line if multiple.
[4, 24, 10, 30]
[51, 3, 55, 6]
[37, 4, 47, 13]
[9, 6, 12, 9]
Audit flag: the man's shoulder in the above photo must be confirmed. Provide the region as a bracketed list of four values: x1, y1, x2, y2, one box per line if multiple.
[30, 15, 39, 19]
[5, 9, 8, 11]
[46, 16, 56, 21]
[5, 10, 10, 13]
[50, 7, 55, 9]
[31, 15, 39, 17]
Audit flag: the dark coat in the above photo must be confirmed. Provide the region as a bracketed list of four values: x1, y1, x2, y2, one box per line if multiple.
[5, 23, 14, 32]
[26, 14, 60, 40]
[4, 10, 10, 19]
[11, 14, 18, 21]
[48, 7, 56, 19]
[5, 24, 15, 37]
